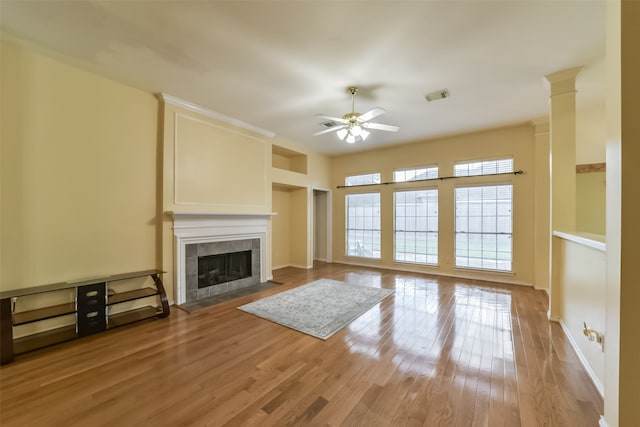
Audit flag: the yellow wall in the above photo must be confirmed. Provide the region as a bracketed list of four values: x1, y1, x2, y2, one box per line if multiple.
[576, 172, 606, 235]
[289, 188, 309, 268]
[161, 102, 271, 215]
[603, 1, 640, 425]
[533, 122, 550, 291]
[271, 187, 291, 269]
[617, 1, 640, 424]
[173, 114, 268, 207]
[552, 234, 606, 393]
[270, 138, 332, 269]
[1, 40, 159, 289]
[331, 123, 536, 285]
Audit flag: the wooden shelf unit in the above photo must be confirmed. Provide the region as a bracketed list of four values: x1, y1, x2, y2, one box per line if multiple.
[0, 269, 170, 365]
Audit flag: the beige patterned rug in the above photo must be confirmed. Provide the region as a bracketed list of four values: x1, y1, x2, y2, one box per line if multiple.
[237, 278, 393, 339]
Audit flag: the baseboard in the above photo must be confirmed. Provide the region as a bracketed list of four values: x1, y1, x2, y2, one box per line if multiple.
[533, 286, 550, 296]
[289, 264, 313, 269]
[273, 264, 313, 270]
[599, 416, 608, 427]
[559, 319, 604, 397]
[332, 260, 534, 288]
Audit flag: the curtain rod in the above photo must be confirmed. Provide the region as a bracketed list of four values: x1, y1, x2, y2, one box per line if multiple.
[336, 170, 524, 189]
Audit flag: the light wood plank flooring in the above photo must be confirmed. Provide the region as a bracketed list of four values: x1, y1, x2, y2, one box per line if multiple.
[0, 263, 603, 426]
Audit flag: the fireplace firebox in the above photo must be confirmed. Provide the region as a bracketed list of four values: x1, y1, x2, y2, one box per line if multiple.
[198, 250, 252, 288]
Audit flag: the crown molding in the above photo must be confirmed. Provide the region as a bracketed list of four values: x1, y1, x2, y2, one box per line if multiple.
[159, 93, 276, 138]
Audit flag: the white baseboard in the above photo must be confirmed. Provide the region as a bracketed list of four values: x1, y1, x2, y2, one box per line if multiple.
[333, 260, 534, 288]
[272, 263, 312, 270]
[534, 286, 550, 296]
[559, 319, 604, 397]
[599, 416, 608, 427]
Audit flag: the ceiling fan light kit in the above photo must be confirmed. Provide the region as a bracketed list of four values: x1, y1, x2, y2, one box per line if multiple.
[314, 86, 399, 143]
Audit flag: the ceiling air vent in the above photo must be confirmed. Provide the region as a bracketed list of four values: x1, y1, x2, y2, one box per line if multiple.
[425, 88, 450, 102]
[320, 121, 340, 128]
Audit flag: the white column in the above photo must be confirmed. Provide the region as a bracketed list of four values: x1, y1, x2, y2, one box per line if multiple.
[545, 67, 581, 320]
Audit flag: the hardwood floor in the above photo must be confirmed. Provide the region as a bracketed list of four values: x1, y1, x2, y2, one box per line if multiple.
[0, 262, 603, 426]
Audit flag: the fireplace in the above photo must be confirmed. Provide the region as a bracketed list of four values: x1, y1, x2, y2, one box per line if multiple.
[198, 250, 251, 288]
[184, 238, 260, 302]
[172, 212, 273, 305]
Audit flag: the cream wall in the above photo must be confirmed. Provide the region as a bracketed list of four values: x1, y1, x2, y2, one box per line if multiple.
[270, 137, 332, 270]
[159, 102, 332, 294]
[603, 1, 640, 425]
[1, 40, 159, 290]
[271, 187, 291, 269]
[576, 172, 606, 235]
[533, 122, 550, 291]
[331, 123, 536, 286]
[552, 234, 606, 393]
[159, 99, 273, 301]
[576, 58, 606, 165]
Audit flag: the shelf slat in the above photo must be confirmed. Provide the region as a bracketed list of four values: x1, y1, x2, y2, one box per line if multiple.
[108, 288, 158, 305]
[107, 306, 159, 329]
[13, 303, 77, 325]
[13, 325, 77, 354]
[0, 269, 165, 299]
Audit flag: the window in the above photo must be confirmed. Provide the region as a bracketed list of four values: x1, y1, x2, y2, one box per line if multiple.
[394, 189, 438, 265]
[346, 193, 381, 259]
[455, 185, 512, 271]
[345, 173, 381, 186]
[394, 166, 438, 182]
[454, 158, 513, 177]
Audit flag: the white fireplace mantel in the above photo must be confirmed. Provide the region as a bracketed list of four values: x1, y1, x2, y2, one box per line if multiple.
[170, 211, 275, 304]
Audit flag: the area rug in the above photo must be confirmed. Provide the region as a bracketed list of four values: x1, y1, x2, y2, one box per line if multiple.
[237, 278, 393, 339]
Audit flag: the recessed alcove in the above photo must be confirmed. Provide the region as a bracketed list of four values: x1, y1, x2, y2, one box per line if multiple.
[271, 183, 308, 269]
[272, 144, 307, 174]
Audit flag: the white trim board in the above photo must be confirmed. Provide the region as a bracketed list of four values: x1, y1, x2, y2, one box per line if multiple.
[557, 319, 605, 397]
[161, 93, 275, 138]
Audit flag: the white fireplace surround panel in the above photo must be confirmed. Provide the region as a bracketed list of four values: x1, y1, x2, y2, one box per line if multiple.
[172, 212, 275, 305]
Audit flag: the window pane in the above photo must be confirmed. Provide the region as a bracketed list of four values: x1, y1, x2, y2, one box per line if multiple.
[394, 189, 438, 265]
[394, 166, 439, 182]
[454, 184, 513, 272]
[345, 173, 381, 186]
[454, 158, 514, 177]
[346, 193, 381, 259]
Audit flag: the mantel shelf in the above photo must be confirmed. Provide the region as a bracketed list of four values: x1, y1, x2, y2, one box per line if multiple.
[168, 211, 277, 218]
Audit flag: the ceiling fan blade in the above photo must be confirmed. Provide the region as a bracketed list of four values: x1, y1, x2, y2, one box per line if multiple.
[316, 114, 348, 124]
[357, 107, 386, 123]
[313, 124, 347, 136]
[363, 122, 399, 132]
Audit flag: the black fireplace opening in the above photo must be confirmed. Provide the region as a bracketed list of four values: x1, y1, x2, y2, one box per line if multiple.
[198, 250, 252, 289]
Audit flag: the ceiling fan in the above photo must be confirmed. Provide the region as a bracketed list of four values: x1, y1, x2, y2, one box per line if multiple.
[313, 87, 399, 143]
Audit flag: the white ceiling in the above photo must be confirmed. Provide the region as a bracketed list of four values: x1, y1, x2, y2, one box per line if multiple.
[1, 1, 606, 155]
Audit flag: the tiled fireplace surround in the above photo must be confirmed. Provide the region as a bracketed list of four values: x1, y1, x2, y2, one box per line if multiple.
[172, 212, 271, 305]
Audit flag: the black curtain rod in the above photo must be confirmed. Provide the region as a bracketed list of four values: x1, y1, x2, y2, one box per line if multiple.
[336, 170, 524, 189]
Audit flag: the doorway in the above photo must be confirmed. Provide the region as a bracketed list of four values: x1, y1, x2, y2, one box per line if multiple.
[313, 188, 332, 262]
